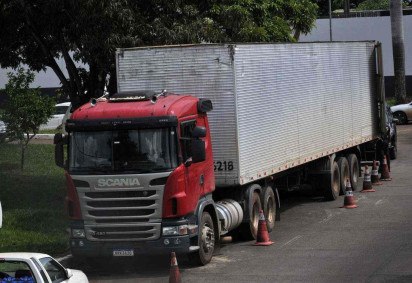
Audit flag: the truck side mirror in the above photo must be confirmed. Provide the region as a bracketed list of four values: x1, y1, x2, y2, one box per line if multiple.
[54, 133, 67, 168]
[192, 139, 206, 163]
[192, 126, 206, 138]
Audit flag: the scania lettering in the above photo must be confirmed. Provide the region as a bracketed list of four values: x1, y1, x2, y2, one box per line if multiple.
[97, 178, 140, 187]
[55, 42, 390, 265]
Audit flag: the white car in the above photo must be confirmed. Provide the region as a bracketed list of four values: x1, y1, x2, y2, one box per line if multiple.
[0, 252, 88, 283]
[391, 102, 412, 124]
[40, 102, 71, 130]
[0, 121, 6, 138]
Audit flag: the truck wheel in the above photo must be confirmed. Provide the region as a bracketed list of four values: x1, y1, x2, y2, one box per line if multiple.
[239, 189, 262, 240]
[347, 154, 359, 191]
[260, 186, 276, 232]
[188, 211, 215, 265]
[323, 161, 340, 201]
[337, 157, 349, 195]
[389, 142, 397, 160]
[393, 111, 407, 125]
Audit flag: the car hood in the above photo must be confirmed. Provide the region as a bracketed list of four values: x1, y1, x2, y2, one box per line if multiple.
[391, 103, 411, 111]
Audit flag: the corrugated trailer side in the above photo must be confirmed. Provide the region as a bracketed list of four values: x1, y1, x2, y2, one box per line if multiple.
[233, 42, 379, 184]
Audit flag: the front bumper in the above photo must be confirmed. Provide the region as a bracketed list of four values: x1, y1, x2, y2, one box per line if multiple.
[70, 235, 193, 257]
[69, 219, 198, 258]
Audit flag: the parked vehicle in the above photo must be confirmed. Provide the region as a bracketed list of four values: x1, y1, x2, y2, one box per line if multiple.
[0, 121, 5, 140]
[54, 41, 388, 265]
[40, 102, 71, 130]
[391, 101, 412, 124]
[0, 253, 88, 282]
[385, 105, 398, 159]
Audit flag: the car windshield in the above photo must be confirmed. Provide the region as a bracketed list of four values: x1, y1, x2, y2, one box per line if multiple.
[54, 106, 69, 115]
[0, 260, 36, 282]
[69, 128, 178, 174]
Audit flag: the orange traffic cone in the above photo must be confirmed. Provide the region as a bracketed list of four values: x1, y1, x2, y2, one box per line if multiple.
[361, 165, 375, 193]
[371, 160, 382, 185]
[253, 210, 274, 246]
[169, 252, 181, 283]
[380, 155, 392, 181]
[341, 179, 357, 209]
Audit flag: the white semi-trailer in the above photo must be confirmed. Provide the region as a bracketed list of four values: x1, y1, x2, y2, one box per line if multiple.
[56, 41, 388, 265]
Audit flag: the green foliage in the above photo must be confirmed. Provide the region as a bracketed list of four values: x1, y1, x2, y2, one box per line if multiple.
[204, 0, 318, 42]
[0, 143, 68, 254]
[356, 0, 389, 10]
[2, 68, 55, 141]
[355, 0, 410, 11]
[386, 97, 397, 107]
[0, 0, 317, 108]
[1, 68, 55, 169]
[312, 0, 412, 16]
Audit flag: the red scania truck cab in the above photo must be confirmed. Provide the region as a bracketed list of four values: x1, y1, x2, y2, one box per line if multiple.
[55, 91, 219, 265]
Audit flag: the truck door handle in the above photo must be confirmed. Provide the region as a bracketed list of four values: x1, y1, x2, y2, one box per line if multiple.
[200, 174, 204, 185]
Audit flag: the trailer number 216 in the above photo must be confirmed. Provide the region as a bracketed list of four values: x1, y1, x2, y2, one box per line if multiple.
[214, 161, 234, 171]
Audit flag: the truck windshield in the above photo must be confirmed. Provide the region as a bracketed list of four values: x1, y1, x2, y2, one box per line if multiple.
[69, 128, 178, 174]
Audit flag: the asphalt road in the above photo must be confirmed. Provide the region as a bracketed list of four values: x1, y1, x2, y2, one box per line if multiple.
[66, 125, 412, 283]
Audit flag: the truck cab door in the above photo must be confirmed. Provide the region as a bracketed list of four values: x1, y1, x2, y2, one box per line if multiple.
[180, 119, 206, 210]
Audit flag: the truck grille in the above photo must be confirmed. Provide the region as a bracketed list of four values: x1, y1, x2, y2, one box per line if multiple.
[74, 174, 168, 242]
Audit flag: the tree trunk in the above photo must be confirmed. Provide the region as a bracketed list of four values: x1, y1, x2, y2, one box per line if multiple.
[344, 0, 350, 17]
[20, 141, 25, 171]
[390, 0, 407, 104]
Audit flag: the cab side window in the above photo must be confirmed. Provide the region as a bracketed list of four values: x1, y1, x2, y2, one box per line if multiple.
[180, 120, 196, 162]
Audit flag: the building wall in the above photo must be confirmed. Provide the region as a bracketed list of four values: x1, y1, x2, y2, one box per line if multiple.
[300, 15, 412, 98]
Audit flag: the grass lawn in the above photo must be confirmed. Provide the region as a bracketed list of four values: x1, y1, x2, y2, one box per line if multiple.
[0, 143, 68, 256]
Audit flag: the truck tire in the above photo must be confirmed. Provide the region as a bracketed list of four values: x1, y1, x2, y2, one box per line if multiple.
[188, 211, 215, 265]
[323, 161, 340, 201]
[347, 154, 359, 191]
[260, 186, 276, 232]
[239, 187, 262, 240]
[389, 142, 397, 160]
[393, 111, 407, 125]
[337, 157, 350, 195]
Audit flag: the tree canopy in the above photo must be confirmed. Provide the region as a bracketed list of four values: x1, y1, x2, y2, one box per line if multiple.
[0, 0, 317, 109]
[356, 0, 411, 11]
[313, 0, 412, 16]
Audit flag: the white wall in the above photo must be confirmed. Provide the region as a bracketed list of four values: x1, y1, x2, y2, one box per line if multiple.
[300, 15, 412, 77]
[0, 54, 87, 89]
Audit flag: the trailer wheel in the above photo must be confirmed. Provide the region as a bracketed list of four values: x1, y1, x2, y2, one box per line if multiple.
[239, 187, 262, 240]
[260, 186, 276, 232]
[337, 157, 350, 195]
[188, 211, 215, 265]
[323, 161, 340, 201]
[347, 154, 359, 191]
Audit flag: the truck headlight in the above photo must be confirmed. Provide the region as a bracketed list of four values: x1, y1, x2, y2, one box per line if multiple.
[72, 228, 85, 238]
[162, 225, 190, 236]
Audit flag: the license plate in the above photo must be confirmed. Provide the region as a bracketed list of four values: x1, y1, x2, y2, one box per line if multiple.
[113, 249, 134, 257]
